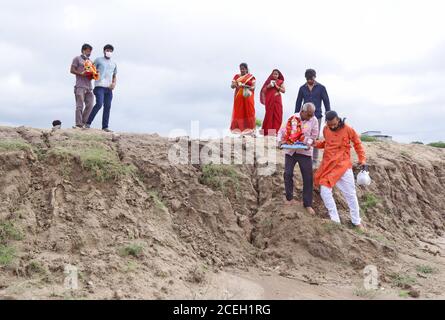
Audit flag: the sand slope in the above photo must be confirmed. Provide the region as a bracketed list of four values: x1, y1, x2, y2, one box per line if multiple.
[0, 126, 444, 299]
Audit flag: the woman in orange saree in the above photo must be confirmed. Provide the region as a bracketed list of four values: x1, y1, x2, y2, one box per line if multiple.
[230, 63, 256, 135]
[260, 69, 285, 136]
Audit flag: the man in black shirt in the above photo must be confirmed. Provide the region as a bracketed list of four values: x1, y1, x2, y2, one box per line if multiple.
[295, 69, 331, 166]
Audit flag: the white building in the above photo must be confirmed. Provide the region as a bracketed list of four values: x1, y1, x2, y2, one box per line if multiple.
[361, 131, 393, 141]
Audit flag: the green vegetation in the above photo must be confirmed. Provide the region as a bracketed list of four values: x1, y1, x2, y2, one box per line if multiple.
[322, 221, 343, 233]
[123, 261, 138, 273]
[428, 141, 445, 148]
[0, 140, 31, 152]
[27, 261, 47, 275]
[399, 290, 410, 298]
[360, 135, 378, 142]
[0, 221, 24, 243]
[0, 245, 15, 266]
[199, 163, 240, 196]
[118, 244, 144, 258]
[148, 191, 167, 210]
[70, 133, 106, 142]
[410, 141, 424, 145]
[353, 287, 378, 299]
[50, 145, 136, 182]
[369, 233, 394, 247]
[255, 119, 263, 128]
[391, 273, 416, 288]
[361, 193, 379, 214]
[416, 265, 436, 275]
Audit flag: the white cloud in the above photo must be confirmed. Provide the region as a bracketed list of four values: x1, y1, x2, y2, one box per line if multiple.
[0, 0, 444, 143]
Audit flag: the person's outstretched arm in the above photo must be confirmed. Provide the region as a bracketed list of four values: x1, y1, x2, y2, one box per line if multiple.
[350, 127, 366, 164]
[295, 87, 303, 113]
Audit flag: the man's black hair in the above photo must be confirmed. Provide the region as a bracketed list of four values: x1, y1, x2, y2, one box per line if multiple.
[325, 110, 346, 129]
[305, 69, 316, 80]
[104, 44, 114, 51]
[325, 110, 338, 121]
[52, 120, 62, 127]
[81, 44, 93, 52]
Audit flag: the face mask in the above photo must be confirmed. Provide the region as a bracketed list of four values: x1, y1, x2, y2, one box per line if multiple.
[105, 51, 113, 58]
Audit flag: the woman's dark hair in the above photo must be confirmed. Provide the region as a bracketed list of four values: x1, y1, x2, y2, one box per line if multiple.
[104, 44, 114, 51]
[240, 63, 248, 71]
[305, 68, 316, 80]
[81, 44, 93, 51]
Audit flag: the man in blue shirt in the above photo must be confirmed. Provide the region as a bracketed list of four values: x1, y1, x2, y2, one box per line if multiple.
[85, 44, 117, 132]
[295, 69, 330, 165]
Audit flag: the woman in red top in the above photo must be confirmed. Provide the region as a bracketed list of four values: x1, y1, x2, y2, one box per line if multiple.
[260, 69, 285, 136]
[230, 63, 256, 135]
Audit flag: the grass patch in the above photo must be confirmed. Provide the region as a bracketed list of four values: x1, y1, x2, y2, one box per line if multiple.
[391, 273, 416, 288]
[0, 245, 15, 266]
[360, 135, 378, 142]
[148, 191, 167, 210]
[0, 221, 24, 243]
[70, 133, 107, 142]
[361, 193, 379, 214]
[199, 164, 240, 197]
[428, 141, 445, 148]
[322, 221, 343, 233]
[50, 145, 136, 182]
[26, 261, 47, 275]
[255, 119, 262, 128]
[118, 244, 144, 258]
[353, 287, 378, 299]
[123, 261, 138, 273]
[399, 290, 410, 298]
[416, 265, 436, 275]
[0, 140, 31, 152]
[370, 233, 393, 247]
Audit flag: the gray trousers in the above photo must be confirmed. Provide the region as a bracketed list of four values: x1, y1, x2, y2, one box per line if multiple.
[313, 117, 323, 161]
[75, 87, 94, 126]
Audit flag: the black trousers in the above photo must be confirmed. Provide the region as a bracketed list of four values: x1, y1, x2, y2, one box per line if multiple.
[284, 153, 313, 207]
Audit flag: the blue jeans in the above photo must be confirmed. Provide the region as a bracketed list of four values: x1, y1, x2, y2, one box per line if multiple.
[87, 87, 113, 129]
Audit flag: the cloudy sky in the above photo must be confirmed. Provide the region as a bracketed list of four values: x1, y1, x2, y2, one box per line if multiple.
[1, 0, 444, 142]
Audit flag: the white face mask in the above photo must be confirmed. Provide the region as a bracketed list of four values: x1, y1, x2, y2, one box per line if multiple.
[105, 51, 113, 58]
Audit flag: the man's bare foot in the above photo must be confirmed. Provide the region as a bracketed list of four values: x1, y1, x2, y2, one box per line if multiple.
[305, 207, 316, 215]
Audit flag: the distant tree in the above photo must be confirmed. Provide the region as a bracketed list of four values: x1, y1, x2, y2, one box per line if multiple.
[410, 141, 424, 145]
[428, 141, 445, 148]
[360, 135, 378, 142]
[255, 119, 262, 128]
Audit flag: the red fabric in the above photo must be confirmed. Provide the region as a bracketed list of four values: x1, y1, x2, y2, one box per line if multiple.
[230, 73, 256, 133]
[282, 115, 305, 144]
[261, 71, 284, 136]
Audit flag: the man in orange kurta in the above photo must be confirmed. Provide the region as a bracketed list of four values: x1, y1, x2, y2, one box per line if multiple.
[314, 111, 367, 231]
